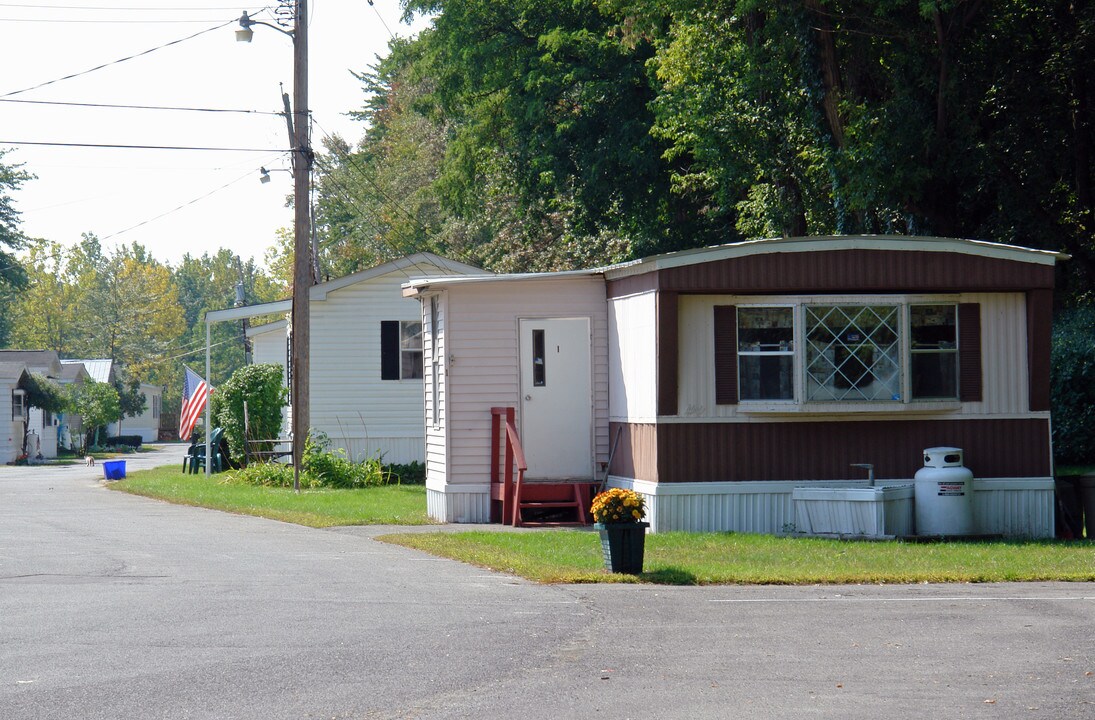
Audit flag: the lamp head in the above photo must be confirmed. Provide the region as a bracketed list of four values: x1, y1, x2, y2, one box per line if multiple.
[235, 12, 254, 42]
[259, 167, 271, 184]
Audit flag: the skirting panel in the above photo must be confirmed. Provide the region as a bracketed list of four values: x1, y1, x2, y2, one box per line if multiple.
[608, 477, 1055, 537]
[427, 487, 491, 524]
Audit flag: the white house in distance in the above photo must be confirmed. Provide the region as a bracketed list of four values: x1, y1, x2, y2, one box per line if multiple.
[0, 350, 64, 459]
[1, 361, 30, 463]
[60, 358, 163, 443]
[222, 252, 486, 465]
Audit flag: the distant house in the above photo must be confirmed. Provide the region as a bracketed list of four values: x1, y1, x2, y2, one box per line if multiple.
[404, 235, 1066, 538]
[1, 361, 30, 463]
[0, 350, 64, 459]
[57, 361, 90, 450]
[60, 358, 162, 443]
[219, 252, 487, 464]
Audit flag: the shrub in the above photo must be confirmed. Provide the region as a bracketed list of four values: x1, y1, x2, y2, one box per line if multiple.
[224, 431, 393, 489]
[1051, 305, 1095, 465]
[209, 364, 287, 466]
[383, 461, 425, 485]
[106, 435, 143, 449]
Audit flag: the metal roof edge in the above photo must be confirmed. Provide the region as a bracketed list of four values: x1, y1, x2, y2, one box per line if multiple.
[401, 269, 604, 296]
[601, 235, 1069, 280]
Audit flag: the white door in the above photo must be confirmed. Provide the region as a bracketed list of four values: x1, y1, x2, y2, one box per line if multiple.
[519, 317, 593, 480]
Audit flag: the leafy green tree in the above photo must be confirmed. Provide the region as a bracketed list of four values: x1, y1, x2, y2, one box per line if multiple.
[68, 378, 121, 451]
[209, 363, 287, 466]
[0, 151, 31, 346]
[1051, 305, 1095, 465]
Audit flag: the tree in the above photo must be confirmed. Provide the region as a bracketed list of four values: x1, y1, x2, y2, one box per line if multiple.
[68, 379, 121, 451]
[209, 363, 287, 466]
[0, 151, 31, 346]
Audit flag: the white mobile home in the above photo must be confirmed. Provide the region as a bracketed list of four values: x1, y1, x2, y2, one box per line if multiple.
[230, 253, 486, 464]
[1, 362, 30, 464]
[402, 271, 610, 523]
[406, 236, 1066, 538]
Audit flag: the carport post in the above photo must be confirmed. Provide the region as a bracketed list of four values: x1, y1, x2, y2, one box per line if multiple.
[205, 317, 211, 478]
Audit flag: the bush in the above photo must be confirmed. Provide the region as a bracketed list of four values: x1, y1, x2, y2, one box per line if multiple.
[106, 435, 143, 449]
[384, 461, 425, 485]
[224, 431, 393, 489]
[1051, 305, 1095, 465]
[209, 364, 287, 466]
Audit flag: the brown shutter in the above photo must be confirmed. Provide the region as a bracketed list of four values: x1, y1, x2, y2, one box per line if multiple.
[714, 305, 738, 405]
[958, 303, 982, 402]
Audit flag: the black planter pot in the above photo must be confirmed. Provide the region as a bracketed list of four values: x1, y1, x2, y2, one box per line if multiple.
[595, 521, 649, 574]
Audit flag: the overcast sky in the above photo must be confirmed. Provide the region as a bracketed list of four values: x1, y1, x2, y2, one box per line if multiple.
[1, 1, 428, 269]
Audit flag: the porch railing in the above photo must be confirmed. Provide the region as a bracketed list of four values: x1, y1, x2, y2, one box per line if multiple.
[490, 406, 527, 525]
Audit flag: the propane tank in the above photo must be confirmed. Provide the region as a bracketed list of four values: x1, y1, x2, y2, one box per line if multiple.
[914, 447, 975, 536]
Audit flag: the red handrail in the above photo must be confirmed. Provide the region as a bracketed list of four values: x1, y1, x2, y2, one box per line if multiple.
[490, 407, 527, 525]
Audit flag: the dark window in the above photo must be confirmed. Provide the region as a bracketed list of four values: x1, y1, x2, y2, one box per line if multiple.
[737, 307, 794, 401]
[382, 320, 423, 380]
[532, 329, 546, 386]
[910, 305, 958, 399]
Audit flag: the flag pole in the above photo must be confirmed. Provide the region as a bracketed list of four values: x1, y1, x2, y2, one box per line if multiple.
[205, 315, 212, 478]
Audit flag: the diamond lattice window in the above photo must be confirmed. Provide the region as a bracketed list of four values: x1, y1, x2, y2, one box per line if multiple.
[805, 305, 900, 401]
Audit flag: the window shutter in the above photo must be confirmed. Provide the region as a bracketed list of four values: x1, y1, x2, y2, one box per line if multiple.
[958, 303, 982, 402]
[380, 320, 400, 380]
[714, 305, 738, 405]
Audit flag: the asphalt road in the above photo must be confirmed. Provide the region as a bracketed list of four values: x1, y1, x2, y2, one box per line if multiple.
[1, 446, 1093, 719]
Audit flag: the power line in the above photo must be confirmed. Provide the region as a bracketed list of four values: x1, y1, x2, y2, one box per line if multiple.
[1, 140, 289, 152]
[1, 17, 234, 23]
[100, 164, 277, 241]
[0, 97, 284, 115]
[1, 19, 233, 98]
[0, 3, 257, 8]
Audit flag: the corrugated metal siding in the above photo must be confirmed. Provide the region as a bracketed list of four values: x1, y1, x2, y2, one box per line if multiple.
[658, 250, 1055, 294]
[608, 422, 658, 481]
[646, 418, 1051, 482]
[1026, 289, 1053, 411]
[645, 486, 796, 533]
[445, 277, 609, 487]
[622, 478, 1050, 536]
[607, 292, 657, 420]
[974, 482, 1054, 537]
[427, 487, 491, 523]
[965, 293, 1028, 415]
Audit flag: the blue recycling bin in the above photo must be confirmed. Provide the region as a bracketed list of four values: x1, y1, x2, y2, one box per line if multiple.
[102, 460, 126, 480]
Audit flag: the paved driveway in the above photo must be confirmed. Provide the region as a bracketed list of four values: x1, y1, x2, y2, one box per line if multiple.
[1, 446, 1092, 719]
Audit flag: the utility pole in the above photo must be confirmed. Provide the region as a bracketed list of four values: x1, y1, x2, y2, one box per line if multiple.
[236, 1, 312, 491]
[234, 257, 252, 366]
[290, 0, 312, 492]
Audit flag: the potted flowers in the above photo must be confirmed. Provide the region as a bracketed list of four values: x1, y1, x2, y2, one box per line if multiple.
[591, 488, 649, 574]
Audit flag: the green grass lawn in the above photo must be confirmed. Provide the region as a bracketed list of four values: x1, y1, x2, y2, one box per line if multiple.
[377, 530, 1095, 585]
[108, 466, 433, 527]
[110, 465, 1095, 585]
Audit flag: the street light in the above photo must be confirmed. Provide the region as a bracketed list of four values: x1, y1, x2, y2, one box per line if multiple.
[238, 3, 313, 492]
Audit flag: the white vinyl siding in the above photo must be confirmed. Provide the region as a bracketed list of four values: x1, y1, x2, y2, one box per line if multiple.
[608, 291, 657, 421]
[677, 293, 1035, 421]
[309, 262, 450, 464]
[423, 293, 447, 487]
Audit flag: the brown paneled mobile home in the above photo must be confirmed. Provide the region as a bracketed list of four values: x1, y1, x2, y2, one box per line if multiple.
[406, 236, 1066, 537]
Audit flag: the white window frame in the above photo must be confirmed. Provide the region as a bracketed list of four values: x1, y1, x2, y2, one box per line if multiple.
[733, 296, 960, 409]
[736, 304, 797, 403]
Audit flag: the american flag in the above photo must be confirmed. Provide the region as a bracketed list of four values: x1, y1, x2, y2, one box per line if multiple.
[179, 365, 212, 441]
